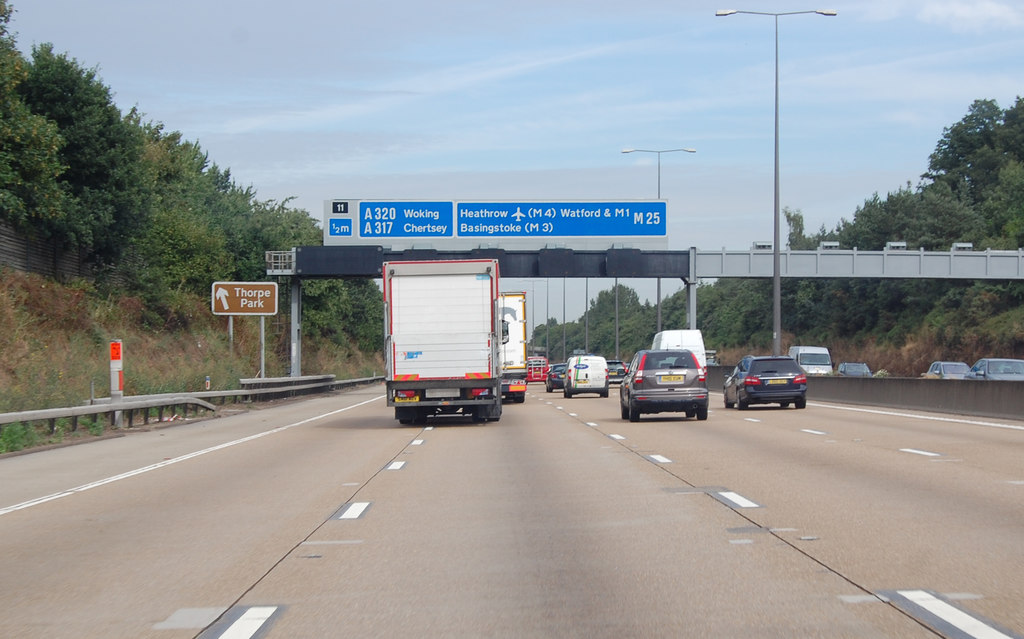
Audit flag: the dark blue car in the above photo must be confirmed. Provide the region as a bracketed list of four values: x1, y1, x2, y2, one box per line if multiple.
[723, 355, 807, 409]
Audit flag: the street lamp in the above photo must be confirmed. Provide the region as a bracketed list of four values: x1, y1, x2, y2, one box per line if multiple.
[621, 148, 696, 199]
[622, 147, 697, 331]
[716, 8, 836, 355]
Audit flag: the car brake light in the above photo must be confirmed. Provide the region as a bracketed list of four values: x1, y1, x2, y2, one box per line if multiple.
[635, 354, 647, 381]
[743, 375, 761, 386]
[794, 374, 807, 384]
[691, 352, 706, 382]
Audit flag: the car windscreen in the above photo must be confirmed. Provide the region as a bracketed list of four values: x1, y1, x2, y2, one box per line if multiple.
[942, 363, 968, 374]
[645, 352, 695, 369]
[750, 360, 802, 375]
[799, 353, 831, 365]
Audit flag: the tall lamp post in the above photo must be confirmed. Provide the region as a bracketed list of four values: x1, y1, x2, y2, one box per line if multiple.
[622, 147, 696, 332]
[716, 8, 836, 355]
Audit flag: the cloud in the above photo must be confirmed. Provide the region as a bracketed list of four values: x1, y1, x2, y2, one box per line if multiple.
[916, 0, 1024, 32]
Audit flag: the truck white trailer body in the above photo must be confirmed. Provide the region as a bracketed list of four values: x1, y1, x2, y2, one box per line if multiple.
[498, 292, 528, 403]
[384, 259, 502, 423]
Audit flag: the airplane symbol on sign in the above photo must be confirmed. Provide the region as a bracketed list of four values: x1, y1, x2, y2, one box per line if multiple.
[512, 207, 525, 222]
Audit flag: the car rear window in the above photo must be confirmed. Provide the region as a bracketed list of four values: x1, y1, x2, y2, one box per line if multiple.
[750, 359, 802, 375]
[644, 351, 696, 369]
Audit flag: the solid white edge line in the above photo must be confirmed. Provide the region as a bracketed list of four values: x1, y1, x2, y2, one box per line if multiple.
[810, 402, 1024, 431]
[0, 395, 385, 517]
[219, 606, 278, 639]
[898, 590, 1014, 639]
[718, 491, 760, 508]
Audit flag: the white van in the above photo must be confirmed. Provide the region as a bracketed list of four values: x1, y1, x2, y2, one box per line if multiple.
[788, 345, 833, 375]
[564, 355, 609, 398]
[651, 330, 707, 371]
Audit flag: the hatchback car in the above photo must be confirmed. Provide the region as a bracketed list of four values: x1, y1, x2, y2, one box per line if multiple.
[964, 358, 1024, 381]
[922, 361, 969, 379]
[545, 363, 567, 392]
[837, 362, 871, 377]
[620, 349, 708, 421]
[723, 355, 807, 409]
[607, 360, 627, 384]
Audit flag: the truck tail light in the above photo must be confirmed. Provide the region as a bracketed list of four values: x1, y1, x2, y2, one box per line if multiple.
[395, 390, 418, 399]
[470, 387, 492, 398]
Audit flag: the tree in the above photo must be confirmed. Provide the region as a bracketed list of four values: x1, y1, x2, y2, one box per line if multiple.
[19, 43, 150, 261]
[925, 99, 1005, 204]
[0, 1, 65, 229]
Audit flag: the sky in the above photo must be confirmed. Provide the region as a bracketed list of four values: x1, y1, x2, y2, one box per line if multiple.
[9, 0, 1024, 332]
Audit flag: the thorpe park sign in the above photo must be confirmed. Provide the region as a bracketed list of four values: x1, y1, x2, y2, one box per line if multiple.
[211, 282, 279, 316]
[323, 199, 669, 250]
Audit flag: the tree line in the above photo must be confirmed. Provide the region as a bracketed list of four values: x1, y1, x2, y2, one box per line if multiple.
[3, 0, 1022, 373]
[0, 1, 381, 352]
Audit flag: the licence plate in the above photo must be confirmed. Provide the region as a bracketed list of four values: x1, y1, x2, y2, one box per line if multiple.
[394, 396, 420, 403]
[660, 375, 685, 382]
[766, 379, 788, 385]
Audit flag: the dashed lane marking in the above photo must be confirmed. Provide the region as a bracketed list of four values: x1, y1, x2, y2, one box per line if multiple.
[885, 590, 1020, 639]
[717, 491, 761, 508]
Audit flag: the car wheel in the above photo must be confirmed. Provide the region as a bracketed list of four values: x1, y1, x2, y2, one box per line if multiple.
[795, 397, 806, 409]
[696, 405, 708, 421]
[564, 388, 572, 398]
[737, 394, 749, 410]
[620, 401, 629, 420]
[546, 383, 552, 393]
[628, 401, 640, 422]
[724, 393, 734, 409]
[780, 402, 790, 408]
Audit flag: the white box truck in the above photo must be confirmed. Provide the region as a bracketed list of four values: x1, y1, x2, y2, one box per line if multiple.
[498, 292, 528, 403]
[383, 259, 503, 424]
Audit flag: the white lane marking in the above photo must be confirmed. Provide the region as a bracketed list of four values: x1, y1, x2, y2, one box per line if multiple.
[608, 434, 626, 440]
[337, 502, 371, 520]
[744, 418, 761, 423]
[718, 491, 760, 508]
[813, 403, 1024, 431]
[410, 439, 424, 446]
[568, 412, 578, 417]
[219, 606, 278, 639]
[801, 429, 827, 435]
[586, 422, 599, 427]
[648, 454, 672, 463]
[897, 590, 1014, 639]
[386, 461, 406, 470]
[900, 448, 942, 457]
[424, 426, 434, 431]
[0, 395, 385, 517]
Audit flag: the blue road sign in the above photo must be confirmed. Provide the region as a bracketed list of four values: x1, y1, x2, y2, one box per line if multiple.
[457, 202, 665, 238]
[358, 201, 454, 238]
[328, 218, 353, 237]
